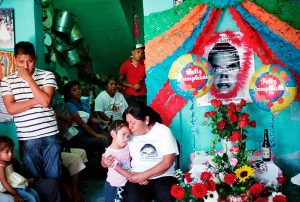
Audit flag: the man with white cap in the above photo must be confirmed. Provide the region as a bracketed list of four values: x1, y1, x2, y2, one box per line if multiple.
[119, 43, 146, 105]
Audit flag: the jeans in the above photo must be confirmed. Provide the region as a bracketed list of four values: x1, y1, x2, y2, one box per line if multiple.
[0, 192, 14, 202]
[21, 135, 61, 178]
[16, 187, 40, 202]
[105, 181, 125, 202]
[125, 176, 177, 202]
[33, 178, 61, 202]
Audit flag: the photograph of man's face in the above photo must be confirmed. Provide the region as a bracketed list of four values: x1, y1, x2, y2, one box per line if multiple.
[208, 43, 240, 93]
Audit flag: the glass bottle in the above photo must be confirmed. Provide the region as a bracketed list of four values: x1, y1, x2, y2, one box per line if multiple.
[262, 129, 271, 161]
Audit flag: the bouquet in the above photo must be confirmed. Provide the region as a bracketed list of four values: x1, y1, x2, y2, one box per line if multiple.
[170, 99, 287, 202]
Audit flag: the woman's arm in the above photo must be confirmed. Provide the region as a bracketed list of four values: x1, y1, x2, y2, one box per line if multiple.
[0, 166, 23, 201]
[128, 153, 175, 183]
[72, 113, 106, 139]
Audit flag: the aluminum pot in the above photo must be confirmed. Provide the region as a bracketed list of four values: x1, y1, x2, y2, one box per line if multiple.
[70, 23, 83, 44]
[54, 37, 70, 53]
[65, 49, 81, 66]
[54, 9, 74, 34]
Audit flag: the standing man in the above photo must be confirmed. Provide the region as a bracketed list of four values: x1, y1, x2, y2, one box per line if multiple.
[119, 43, 146, 105]
[1, 41, 61, 202]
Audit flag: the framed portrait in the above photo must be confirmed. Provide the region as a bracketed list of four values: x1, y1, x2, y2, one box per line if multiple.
[0, 8, 15, 49]
[197, 32, 255, 106]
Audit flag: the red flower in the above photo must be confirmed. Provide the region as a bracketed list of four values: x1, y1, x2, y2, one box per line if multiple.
[184, 172, 192, 183]
[230, 146, 240, 154]
[228, 102, 236, 111]
[254, 198, 268, 202]
[224, 173, 236, 185]
[238, 119, 249, 128]
[236, 105, 243, 111]
[205, 180, 216, 191]
[249, 183, 263, 196]
[200, 172, 212, 181]
[204, 112, 210, 117]
[277, 176, 286, 184]
[250, 120, 256, 128]
[229, 114, 237, 123]
[191, 183, 207, 198]
[217, 121, 226, 130]
[240, 99, 247, 106]
[272, 195, 286, 202]
[239, 113, 250, 120]
[205, 111, 216, 117]
[170, 184, 185, 200]
[211, 99, 222, 108]
[228, 131, 241, 142]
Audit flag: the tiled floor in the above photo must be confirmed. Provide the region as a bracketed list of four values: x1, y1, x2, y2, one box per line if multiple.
[81, 179, 105, 202]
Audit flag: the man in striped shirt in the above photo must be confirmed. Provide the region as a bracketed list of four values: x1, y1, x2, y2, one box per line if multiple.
[1, 41, 61, 201]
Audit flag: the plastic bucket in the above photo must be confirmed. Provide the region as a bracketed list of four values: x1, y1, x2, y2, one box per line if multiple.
[54, 9, 74, 34]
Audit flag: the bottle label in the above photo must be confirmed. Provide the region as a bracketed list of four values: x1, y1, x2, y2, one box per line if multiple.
[262, 147, 271, 159]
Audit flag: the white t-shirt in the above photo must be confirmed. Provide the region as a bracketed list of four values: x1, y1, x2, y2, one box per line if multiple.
[128, 122, 179, 179]
[94, 91, 128, 121]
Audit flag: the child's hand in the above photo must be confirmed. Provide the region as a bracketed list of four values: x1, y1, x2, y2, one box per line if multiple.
[14, 194, 24, 202]
[139, 180, 149, 185]
[101, 154, 115, 168]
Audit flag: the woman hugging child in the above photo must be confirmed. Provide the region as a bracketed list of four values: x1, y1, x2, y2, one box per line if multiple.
[102, 120, 147, 202]
[0, 136, 39, 202]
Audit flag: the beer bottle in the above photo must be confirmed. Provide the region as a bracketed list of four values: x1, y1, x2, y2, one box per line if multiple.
[262, 129, 271, 161]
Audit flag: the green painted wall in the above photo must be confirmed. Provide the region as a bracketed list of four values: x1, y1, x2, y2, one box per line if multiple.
[143, 1, 300, 179]
[53, 0, 144, 80]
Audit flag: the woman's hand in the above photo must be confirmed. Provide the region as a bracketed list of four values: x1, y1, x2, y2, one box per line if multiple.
[128, 172, 148, 184]
[14, 194, 24, 202]
[101, 154, 115, 168]
[95, 133, 109, 141]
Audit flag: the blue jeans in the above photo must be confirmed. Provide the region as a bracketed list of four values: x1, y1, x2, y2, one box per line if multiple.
[105, 181, 125, 202]
[16, 187, 40, 202]
[21, 135, 61, 178]
[0, 192, 14, 202]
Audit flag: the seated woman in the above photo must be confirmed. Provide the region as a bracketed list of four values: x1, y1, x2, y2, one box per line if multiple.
[63, 80, 109, 155]
[94, 77, 128, 122]
[103, 102, 178, 202]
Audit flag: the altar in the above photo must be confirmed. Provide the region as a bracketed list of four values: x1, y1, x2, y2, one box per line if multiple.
[190, 150, 283, 185]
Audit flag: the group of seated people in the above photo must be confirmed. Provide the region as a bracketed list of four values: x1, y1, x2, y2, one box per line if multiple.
[0, 41, 179, 202]
[1, 77, 180, 202]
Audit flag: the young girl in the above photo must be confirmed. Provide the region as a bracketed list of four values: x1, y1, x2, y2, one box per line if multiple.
[102, 120, 148, 202]
[101, 120, 131, 202]
[0, 136, 40, 202]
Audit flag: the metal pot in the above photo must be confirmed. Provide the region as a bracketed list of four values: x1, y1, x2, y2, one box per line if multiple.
[53, 9, 75, 34]
[70, 23, 83, 44]
[65, 49, 81, 66]
[54, 37, 70, 53]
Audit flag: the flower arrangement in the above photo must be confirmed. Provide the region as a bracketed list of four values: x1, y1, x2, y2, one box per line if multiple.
[170, 99, 287, 202]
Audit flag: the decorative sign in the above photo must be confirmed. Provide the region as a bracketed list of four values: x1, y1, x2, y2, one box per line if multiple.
[168, 54, 214, 99]
[249, 64, 296, 113]
[0, 9, 15, 49]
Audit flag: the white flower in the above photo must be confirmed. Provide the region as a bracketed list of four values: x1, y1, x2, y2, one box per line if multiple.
[204, 191, 219, 202]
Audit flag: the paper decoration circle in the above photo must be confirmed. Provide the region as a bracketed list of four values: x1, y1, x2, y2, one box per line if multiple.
[169, 54, 214, 99]
[249, 64, 296, 113]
